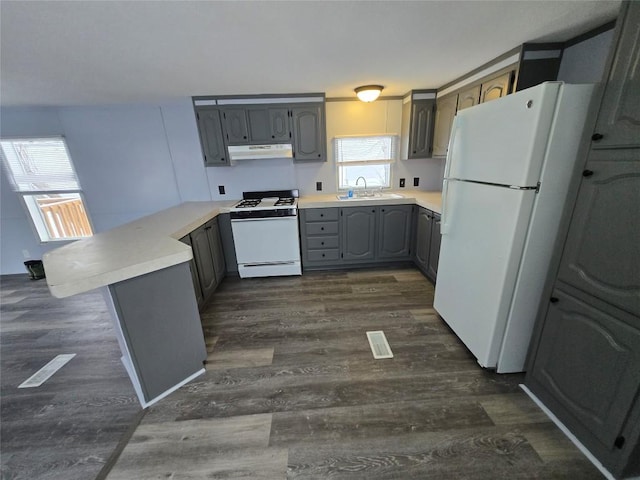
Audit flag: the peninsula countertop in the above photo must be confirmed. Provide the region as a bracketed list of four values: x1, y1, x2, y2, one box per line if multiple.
[43, 201, 235, 299]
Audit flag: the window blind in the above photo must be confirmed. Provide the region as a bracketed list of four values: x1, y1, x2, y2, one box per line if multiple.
[334, 135, 398, 164]
[0, 137, 80, 192]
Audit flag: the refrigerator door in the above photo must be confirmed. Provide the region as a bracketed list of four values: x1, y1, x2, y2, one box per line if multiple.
[445, 82, 561, 187]
[434, 180, 536, 368]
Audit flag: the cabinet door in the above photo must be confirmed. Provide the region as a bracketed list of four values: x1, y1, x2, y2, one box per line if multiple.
[409, 100, 435, 158]
[179, 235, 204, 308]
[432, 94, 458, 157]
[195, 107, 228, 166]
[591, 2, 640, 150]
[206, 218, 226, 288]
[245, 107, 271, 143]
[377, 205, 413, 259]
[268, 108, 291, 142]
[291, 105, 326, 161]
[556, 160, 640, 317]
[529, 290, 640, 451]
[341, 207, 376, 261]
[222, 108, 249, 144]
[414, 208, 432, 271]
[427, 213, 441, 281]
[457, 85, 481, 111]
[190, 224, 217, 301]
[480, 71, 513, 104]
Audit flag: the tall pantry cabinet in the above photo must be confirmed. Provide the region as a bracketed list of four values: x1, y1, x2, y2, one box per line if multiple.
[525, 2, 640, 478]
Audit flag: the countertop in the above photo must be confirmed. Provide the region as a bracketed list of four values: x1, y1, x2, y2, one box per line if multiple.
[43, 201, 235, 299]
[43, 190, 442, 299]
[298, 190, 442, 214]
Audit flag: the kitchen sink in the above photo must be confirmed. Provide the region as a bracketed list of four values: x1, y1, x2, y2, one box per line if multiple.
[336, 193, 404, 201]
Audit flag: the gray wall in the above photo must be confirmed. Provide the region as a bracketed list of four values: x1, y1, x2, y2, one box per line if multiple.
[557, 29, 615, 83]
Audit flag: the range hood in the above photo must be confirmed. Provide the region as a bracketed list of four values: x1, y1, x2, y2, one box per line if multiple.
[228, 144, 293, 161]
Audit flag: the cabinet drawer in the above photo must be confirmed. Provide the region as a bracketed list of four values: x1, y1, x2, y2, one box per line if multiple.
[307, 236, 339, 249]
[307, 249, 340, 262]
[305, 208, 339, 222]
[306, 222, 338, 235]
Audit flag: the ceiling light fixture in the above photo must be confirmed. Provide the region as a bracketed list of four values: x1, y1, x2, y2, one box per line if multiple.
[355, 85, 384, 102]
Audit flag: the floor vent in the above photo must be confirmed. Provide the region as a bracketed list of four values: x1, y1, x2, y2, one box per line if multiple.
[366, 331, 394, 359]
[19, 354, 76, 388]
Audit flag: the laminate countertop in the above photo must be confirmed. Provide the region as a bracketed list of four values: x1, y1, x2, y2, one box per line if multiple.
[298, 190, 442, 214]
[43, 201, 235, 299]
[43, 190, 442, 299]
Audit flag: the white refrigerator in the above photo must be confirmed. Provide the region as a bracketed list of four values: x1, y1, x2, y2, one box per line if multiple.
[433, 82, 594, 373]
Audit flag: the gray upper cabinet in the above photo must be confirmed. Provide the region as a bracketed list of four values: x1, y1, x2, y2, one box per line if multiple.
[480, 71, 513, 104]
[401, 93, 436, 159]
[377, 205, 413, 259]
[221, 107, 249, 144]
[591, 2, 640, 150]
[432, 94, 458, 157]
[267, 108, 291, 142]
[457, 85, 481, 111]
[341, 207, 376, 261]
[195, 107, 229, 166]
[291, 104, 326, 161]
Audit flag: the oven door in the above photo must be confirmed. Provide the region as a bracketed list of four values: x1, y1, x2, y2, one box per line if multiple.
[231, 216, 301, 273]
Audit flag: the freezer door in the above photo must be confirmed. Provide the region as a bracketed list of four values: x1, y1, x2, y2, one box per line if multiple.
[434, 180, 536, 369]
[445, 82, 560, 187]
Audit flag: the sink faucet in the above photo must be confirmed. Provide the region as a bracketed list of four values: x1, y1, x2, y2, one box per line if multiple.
[355, 176, 367, 190]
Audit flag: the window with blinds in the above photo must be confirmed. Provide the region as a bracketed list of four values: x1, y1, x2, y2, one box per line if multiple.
[334, 134, 398, 190]
[0, 137, 93, 242]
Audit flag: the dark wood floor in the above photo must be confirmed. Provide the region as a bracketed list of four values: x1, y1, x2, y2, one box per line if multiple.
[0, 274, 141, 480]
[1, 267, 604, 479]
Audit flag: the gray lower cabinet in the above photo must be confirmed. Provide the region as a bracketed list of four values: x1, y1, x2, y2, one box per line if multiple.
[413, 207, 440, 283]
[299, 208, 340, 266]
[526, 3, 640, 478]
[179, 235, 204, 307]
[341, 207, 377, 262]
[217, 213, 238, 274]
[377, 205, 413, 259]
[180, 217, 227, 309]
[194, 107, 229, 166]
[291, 104, 326, 161]
[427, 213, 441, 281]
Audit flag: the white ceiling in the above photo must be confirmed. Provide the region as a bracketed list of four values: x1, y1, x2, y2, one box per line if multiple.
[0, 0, 621, 107]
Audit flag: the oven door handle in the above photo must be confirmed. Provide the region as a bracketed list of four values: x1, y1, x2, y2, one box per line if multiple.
[231, 216, 297, 223]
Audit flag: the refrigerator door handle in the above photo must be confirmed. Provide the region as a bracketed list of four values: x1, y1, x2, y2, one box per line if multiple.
[441, 179, 451, 235]
[443, 116, 460, 180]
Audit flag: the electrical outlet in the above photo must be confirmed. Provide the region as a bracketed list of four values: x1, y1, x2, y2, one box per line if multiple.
[399, 178, 405, 188]
[218, 185, 225, 195]
[316, 181, 323, 191]
[413, 177, 420, 187]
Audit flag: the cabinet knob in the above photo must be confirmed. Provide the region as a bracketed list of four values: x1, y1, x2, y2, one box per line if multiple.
[320, 214, 324, 217]
[550, 297, 559, 303]
[382, 209, 385, 212]
[322, 253, 325, 257]
[591, 133, 603, 141]
[321, 241, 324, 245]
[321, 227, 324, 231]
[372, 209, 375, 213]
[243, 136, 247, 139]
[413, 150, 416, 154]
[221, 158, 225, 162]
[614, 436, 625, 449]
[272, 135, 275, 138]
[582, 169, 594, 177]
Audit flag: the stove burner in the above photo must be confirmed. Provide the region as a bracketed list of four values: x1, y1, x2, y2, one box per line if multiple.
[275, 197, 295, 206]
[235, 199, 261, 208]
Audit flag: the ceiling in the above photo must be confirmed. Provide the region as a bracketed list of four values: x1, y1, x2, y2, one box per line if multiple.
[0, 0, 621, 107]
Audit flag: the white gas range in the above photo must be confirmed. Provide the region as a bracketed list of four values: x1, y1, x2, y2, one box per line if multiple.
[229, 189, 302, 278]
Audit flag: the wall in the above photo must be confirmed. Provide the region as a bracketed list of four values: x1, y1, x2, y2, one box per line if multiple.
[557, 29, 615, 83]
[1, 98, 445, 274]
